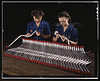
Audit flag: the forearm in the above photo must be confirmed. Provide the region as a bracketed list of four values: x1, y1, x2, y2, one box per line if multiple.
[40, 33, 51, 39]
[26, 33, 30, 36]
[69, 40, 78, 45]
[52, 37, 58, 42]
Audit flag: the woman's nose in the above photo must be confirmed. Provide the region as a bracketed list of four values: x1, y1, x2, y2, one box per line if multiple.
[61, 22, 64, 25]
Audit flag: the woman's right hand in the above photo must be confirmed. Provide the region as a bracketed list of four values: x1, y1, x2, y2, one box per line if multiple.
[56, 34, 60, 39]
[25, 33, 30, 36]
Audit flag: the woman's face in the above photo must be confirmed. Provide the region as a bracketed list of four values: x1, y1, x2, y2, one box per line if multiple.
[33, 16, 43, 23]
[58, 17, 69, 27]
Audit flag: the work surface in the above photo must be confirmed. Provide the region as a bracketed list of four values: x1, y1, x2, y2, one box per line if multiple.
[2, 50, 95, 78]
[2, 39, 96, 78]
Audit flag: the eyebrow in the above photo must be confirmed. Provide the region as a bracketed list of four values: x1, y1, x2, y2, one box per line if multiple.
[36, 18, 41, 19]
[59, 20, 66, 22]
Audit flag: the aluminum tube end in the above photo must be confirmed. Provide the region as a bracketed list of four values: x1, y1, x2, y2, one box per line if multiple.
[78, 70, 81, 73]
[66, 67, 68, 71]
[75, 69, 77, 72]
[6, 46, 8, 48]
[69, 68, 71, 71]
[81, 71, 84, 75]
[72, 69, 74, 72]
[63, 67, 66, 69]
[87, 72, 90, 75]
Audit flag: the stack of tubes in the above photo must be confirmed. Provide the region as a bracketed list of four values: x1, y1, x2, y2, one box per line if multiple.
[4, 38, 92, 75]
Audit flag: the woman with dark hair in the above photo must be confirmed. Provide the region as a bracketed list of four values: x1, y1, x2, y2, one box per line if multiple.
[53, 11, 78, 45]
[26, 8, 51, 41]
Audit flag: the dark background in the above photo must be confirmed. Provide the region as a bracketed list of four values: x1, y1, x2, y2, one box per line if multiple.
[3, 2, 97, 54]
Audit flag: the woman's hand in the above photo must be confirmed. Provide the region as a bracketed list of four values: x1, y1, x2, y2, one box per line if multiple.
[36, 31, 41, 36]
[61, 35, 66, 42]
[25, 33, 30, 36]
[56, 34, 60, 39]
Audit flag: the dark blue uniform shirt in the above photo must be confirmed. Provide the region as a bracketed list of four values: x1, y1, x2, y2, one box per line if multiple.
[26, 20, 51, 41]
[54, 24, 78, 44]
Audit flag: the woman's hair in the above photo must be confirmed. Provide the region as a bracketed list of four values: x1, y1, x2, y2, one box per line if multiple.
[57, 11, 71, 22]
[31, 8, 44, 18]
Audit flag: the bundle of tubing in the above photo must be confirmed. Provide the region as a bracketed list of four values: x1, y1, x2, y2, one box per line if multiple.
[4, 37, 92, 75]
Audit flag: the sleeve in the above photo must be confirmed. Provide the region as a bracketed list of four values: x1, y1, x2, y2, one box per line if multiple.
[53, 27, 59, 38]
[26, 23, 30, 34]
[45, 22, 51, 35]
[72, 29, 78, 42]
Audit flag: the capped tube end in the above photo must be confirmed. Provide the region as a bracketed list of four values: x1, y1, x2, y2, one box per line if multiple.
[6, 46, 8, 48]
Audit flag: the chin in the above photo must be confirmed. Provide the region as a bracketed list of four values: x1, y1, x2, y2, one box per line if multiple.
[37, 21, 40, 23]
[62, 25, 66, 27]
